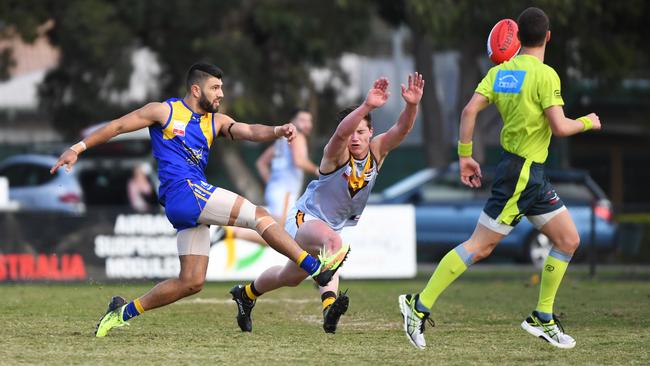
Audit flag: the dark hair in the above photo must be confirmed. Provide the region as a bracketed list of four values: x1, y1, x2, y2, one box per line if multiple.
[186, 63, 224, 91]
[290, 108, 310, 120]
[517, 7, 549, 47]
[336, 106, 372, 129]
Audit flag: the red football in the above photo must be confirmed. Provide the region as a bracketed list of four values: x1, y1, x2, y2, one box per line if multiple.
[487, 19, 521, 64]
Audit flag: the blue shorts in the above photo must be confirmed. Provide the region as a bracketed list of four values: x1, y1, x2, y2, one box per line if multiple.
[162, 179, 217, 231]
[484, 152, 564, 227]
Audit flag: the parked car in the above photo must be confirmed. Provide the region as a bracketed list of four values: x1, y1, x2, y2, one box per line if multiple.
[373, 165, 617, 267]
[0, 154, 85, 214]
[0, 125, 158, 214]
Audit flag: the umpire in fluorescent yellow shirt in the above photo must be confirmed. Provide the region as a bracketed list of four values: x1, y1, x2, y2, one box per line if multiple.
[398, 6, 602, 350]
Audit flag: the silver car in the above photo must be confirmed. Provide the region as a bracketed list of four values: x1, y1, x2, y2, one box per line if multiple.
[0, 154, 85, 214]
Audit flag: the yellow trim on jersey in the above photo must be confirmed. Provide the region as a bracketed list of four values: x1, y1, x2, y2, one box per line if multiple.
[200, 114, 214, 147]
[162, 100, 214, 145]
[296, 210, 305, 227]
[163, 100, 192, 140]
[348, 155, 372, 193]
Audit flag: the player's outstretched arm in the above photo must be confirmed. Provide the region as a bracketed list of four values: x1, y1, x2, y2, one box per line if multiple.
[50, 102, 169, 174]
[458, 93, 490, 188]
[218, 114, 297, 143]
[322, 77, 390, 164]
[373, 72, 424, 160]
[545, 106, 601, 137]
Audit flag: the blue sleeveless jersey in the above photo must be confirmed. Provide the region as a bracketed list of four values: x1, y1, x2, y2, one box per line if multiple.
[149, 98, 218, 230]
[149, 98, 216, 200]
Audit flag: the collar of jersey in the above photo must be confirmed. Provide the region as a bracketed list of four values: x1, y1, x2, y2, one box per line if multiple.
[180, 99, 207, 120]
[515, 54, 542, 63]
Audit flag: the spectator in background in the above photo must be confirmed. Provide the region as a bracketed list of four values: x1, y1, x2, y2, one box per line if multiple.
[222, 109, 320, 245]
[127, 163, 155, 212]
[257, 109, 319, 222]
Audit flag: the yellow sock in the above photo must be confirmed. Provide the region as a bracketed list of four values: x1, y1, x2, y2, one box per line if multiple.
[296, 250, 308, 265]
[321, 290, 337, 310]
[536, 249, 571, 314]
[134, 298, 145, 314]
[322, 296, 336, 310]
[245, 284, 257, 300]
[418, 249, 468, 309]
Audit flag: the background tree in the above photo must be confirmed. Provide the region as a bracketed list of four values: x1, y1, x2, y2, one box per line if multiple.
[1, 0, 372, 199]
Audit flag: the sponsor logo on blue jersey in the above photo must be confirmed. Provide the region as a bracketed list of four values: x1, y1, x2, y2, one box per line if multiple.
[493, 70, 526, 93]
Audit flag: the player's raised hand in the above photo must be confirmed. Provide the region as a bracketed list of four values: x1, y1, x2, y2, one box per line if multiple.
[364, 77, 390, 109]
[459, 157, 482, 188]
[50, 149, 79, 174]
[274, 123, 297, 143]
[587, 113, 601, 130]
[401, 72, 425, 105]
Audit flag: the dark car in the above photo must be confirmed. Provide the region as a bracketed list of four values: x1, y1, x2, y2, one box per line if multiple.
[374, 165, 617, 267]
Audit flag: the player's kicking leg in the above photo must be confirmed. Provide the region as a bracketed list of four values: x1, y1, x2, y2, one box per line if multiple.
[521, 207, 578, 349]
[199, 188, 349, 286]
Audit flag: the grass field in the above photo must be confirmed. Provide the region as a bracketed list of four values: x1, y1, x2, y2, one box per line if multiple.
[1, 269, 649, 365]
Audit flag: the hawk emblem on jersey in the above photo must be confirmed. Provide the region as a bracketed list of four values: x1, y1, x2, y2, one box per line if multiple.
[344, 156, 375, 198]
[172, 120, 187, 137]
[179, 140, 203, 166]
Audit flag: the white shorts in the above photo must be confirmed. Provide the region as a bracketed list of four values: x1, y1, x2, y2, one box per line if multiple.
[284, 206, 341, 239]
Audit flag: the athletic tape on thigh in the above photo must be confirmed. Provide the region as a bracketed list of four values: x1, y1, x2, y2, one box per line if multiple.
[177, 225, 210, 256]
[197, 188, 256, 229]
[255, 215, 276, 235]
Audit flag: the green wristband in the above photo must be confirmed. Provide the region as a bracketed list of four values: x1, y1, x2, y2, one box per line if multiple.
[578, 116, 593, 131]
[458, 141, 473, 157]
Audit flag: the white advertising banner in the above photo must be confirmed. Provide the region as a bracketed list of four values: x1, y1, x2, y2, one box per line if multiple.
[95, 205, 416, 281]
[206, 204, 416, 280]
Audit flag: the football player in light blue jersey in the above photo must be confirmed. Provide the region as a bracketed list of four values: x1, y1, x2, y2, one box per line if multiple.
[258, 109, 320, 219]
[51, 63, 350, 337]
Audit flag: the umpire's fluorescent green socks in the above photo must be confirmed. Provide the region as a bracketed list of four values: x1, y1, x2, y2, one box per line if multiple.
[418, 244, 474, 310]
[536, 247, 573, 321]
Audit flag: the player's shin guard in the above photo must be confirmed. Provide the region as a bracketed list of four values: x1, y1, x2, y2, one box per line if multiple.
[536, 247, 572, 320]
[418, 244, 472, 309]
